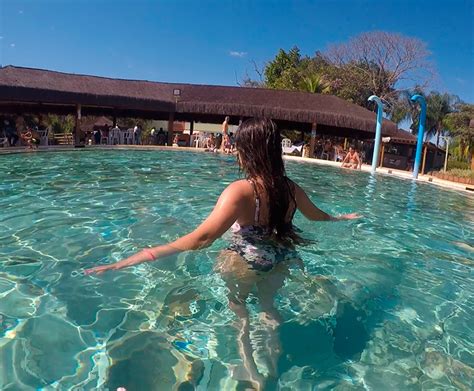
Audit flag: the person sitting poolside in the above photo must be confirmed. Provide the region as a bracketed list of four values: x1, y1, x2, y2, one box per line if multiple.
[341, 146, 361, 169]
[86, 118, 360, 390]
[205, 133, 216, 151]
[20, 128, 40, 149]
[335, 144, 345, 162]
[172, 134, 179, 147]
[223, 133, 232, 154]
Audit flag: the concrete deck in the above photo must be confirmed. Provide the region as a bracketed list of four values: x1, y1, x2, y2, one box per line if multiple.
[1, 145, 472, 195]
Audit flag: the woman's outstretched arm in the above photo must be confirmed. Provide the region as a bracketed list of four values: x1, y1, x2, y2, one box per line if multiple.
[293, 182, 360, 221]
[85, 182, 244, 274]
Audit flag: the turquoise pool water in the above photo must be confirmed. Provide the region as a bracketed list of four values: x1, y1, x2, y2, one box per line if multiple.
[0, 150, 472, 390]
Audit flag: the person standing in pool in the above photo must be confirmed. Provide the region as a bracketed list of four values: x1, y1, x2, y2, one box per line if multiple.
[220, 116, 230, 152]
[86, 118, 359, 390]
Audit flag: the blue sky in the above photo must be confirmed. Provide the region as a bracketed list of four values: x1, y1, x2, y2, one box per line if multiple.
[1, 0, 473, 103]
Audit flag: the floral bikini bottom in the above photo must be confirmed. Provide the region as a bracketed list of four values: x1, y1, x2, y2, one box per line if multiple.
[228, 223, 298, 272]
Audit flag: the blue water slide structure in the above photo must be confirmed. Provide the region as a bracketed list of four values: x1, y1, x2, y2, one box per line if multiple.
[410, 94, 427, 179]
[368, 95, 384, 174]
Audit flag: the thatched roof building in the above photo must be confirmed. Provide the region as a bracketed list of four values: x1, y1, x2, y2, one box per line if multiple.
[80, 115, 113, 130]
[0, 65, 411, 139]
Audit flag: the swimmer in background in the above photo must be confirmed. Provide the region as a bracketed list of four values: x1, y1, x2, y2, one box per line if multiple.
[86, 118, 360, 390]
[341, 146, 361, 169]
[223, 133, 232, 154]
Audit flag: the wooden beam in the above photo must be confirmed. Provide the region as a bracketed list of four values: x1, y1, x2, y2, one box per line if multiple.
[421, 144, 428, 175]
[379, 144, 385, 167]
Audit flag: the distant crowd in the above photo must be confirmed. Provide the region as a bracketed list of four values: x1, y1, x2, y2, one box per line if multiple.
[1, 115, 369, 170]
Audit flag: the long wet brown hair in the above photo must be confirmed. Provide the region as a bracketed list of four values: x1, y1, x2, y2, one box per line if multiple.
[234, 118, 297, 242]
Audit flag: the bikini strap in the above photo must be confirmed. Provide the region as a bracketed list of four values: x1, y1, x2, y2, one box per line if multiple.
[247, 179, 260, 224]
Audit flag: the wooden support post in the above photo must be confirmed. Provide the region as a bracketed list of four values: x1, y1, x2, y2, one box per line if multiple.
[189, 120, 194, 147]
[74, 104, 81, 145]
[309, 122, 317, 158]
[421, 144, 428, 175]
[167, 111, 174, 146]
[379, 144, 385, 167]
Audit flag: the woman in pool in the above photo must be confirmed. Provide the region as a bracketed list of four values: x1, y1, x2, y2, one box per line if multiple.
[86, 118, 359, 389]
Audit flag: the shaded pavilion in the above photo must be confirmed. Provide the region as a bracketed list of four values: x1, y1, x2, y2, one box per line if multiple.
[0, 65, 414, 154]
[380, 135, 446, 173]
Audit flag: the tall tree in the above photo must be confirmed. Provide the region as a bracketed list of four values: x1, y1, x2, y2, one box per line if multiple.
[444, 104, 474, 168]
[405, 92, 457, 144]
[324, 31, 434, 111]
[264, 46, 307, 90]
[426, 92, 458, 146]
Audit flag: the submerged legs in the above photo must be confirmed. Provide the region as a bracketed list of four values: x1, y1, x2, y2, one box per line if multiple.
[215, 252, 289, 389]
[255, 264, 288, 379]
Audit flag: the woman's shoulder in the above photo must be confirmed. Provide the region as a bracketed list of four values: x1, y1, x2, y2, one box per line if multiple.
[225, 179, 253, 193]
[218, 180, 254, 205]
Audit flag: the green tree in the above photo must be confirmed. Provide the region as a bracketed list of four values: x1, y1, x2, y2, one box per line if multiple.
[299, 73, 330, 94]
[324, 31, 433, 106]
[41, 114, 75, 134]
[444, 104, 474, 168]
[406, 92, 457, 144]
[264, 46, 306, 90]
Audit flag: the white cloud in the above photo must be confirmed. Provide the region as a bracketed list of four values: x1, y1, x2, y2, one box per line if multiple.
[229, 51, 247, 58]
[455, 77, 466, 85]
[10, 43, 15, 48]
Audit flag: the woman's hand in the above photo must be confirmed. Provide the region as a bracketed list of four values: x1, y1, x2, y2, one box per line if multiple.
[85, 259, 131, 275]
[335, 213, 362, 220]
[85, 250, 156, 275]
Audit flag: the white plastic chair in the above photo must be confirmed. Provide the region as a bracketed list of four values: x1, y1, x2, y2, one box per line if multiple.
[38, 128, 49, 146]
[123, 129, 134, 145]
[100, 130, 109, 145]
[282, 138, 296, 154]
[109, 128, 120, 145]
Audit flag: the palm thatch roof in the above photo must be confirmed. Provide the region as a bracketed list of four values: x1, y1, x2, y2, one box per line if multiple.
[80, 116, 113, 130]
[0, 65, 410, 139]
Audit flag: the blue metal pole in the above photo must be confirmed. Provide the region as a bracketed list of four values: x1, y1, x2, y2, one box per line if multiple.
[368, 95, 384, 174]
[410, 94, 427, 179]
